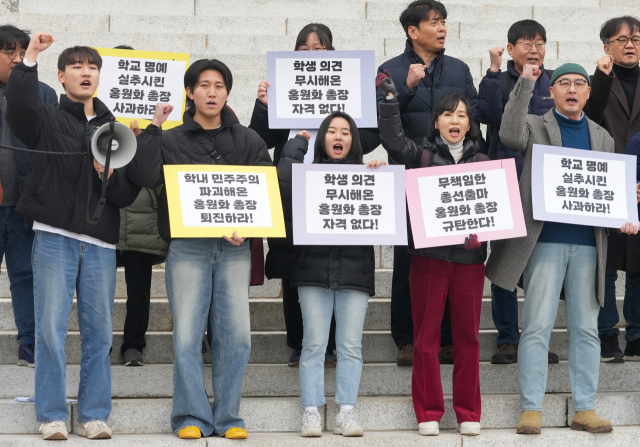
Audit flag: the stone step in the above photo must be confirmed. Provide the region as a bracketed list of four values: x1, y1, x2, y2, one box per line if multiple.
[0, 296, 626, 332]
[4, 392, 639, 434]
[0, 329, 629, 365]
[0, 393, 567, 434]
[2, 361, 639, 399]
[4, 427, 640, 447]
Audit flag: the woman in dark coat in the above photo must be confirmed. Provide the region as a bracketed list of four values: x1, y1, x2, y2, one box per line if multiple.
[277, 111, 385, 438]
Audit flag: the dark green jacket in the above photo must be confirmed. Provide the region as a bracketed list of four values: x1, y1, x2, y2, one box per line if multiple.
[117, 186, 168, 259]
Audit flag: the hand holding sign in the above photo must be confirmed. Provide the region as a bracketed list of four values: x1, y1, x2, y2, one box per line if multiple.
[151, 103, 174, 127]
[257, 80, 269, 105]
[222, 231, 246, 246]
[366, 160, 388, 169]
[621, 222, 639, 235]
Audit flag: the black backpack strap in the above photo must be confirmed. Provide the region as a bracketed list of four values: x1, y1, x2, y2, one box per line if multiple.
[501, 71, 511, 109]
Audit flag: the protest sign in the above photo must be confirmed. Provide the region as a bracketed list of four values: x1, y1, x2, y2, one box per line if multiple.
[163, 165, 285, 238]
[95, 48, 189, 130]
[405, 159, 526, 249]
[291, 164, 407, 245]
[532, 144, 639, 228]
[266, 50, 377, 129]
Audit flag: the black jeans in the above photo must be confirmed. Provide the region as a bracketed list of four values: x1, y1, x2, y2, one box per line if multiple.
[282, 279, 336, 352]
[391, 246, 453, 347]
[117, 250, 156, 355]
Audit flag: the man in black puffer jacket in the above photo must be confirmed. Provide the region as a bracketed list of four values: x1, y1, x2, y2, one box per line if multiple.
[5, 34, 140, 441]
[376, 0, 479, 366]
[126, 59, 271, 440]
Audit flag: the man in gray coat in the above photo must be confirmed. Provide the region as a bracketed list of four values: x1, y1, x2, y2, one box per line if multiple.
[485, 62, 638, 435]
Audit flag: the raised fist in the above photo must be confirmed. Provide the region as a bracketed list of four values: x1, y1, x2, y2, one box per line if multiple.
[25, 31, 54, 62]
[151, 103, 174, 127]
[522, 64, 541, 81]
[406, 63, 427, 90]
[597, 55, 614, 76]
[489, 46, 504, 72]
[376, 69, 396, 98]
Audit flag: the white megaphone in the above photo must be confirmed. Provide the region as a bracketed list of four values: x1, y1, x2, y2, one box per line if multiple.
[91, 121, 137, 169]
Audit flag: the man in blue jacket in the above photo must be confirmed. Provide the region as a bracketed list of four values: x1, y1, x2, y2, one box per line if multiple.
[477, 20, 559, 366]
[0, 25, 58, 368]
[376, 0, 478, 366]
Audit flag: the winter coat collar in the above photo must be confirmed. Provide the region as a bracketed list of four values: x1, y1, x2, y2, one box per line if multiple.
[429, 135, 481, 164]
[403, 40, 445, 66]
[182, 104, 239, 133]
[59, 94, 112, 123]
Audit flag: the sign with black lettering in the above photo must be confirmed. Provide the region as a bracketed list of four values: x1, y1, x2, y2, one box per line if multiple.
[266, 50, 376, 129]
[532, 144, 639, 227]
[291, 164, 407, 245]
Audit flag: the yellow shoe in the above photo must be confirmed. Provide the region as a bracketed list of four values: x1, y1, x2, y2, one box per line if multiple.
[225, 427, 248, 439]
[178, 426, 202, 439]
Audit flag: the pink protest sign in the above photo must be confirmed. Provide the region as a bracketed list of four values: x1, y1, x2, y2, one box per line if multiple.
[405, 159, 526, 249]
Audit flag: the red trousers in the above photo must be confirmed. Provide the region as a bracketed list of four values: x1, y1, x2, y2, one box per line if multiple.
[409, 255, 484, 423]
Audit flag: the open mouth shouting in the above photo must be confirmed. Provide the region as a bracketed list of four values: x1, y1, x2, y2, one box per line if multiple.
[332, 143, 344, 155]
[206, 100, 217, 108]
[448, 126, 461, 139]
[565, 96, 579, 106]
[80, 80, 92, 88]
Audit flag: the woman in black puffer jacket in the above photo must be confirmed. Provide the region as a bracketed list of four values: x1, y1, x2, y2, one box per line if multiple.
[378, 71, 488, 437]
[277, 111, 385, 438]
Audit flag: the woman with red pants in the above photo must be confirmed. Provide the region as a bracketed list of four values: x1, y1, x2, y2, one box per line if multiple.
[377, 71, 487, 436]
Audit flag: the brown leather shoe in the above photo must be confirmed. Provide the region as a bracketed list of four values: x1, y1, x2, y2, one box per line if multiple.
[516, 411, 541, 434]
[438, 345, 454, 365]
[396, 344, 413, 366]
[492, 344, 518, 364]
[570, 410, 613, 433]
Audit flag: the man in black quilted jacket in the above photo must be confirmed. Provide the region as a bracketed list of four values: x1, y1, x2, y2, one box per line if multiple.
[376, 0, 479, 366]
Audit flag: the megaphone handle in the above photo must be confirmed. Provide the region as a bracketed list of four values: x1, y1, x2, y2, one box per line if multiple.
[86, 121, 115, 225]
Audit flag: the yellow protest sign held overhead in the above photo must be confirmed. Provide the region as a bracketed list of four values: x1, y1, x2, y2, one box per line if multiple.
[94, 47, 189, 130]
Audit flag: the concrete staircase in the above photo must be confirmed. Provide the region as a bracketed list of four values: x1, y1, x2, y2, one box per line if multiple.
[2, 0, 640, 444]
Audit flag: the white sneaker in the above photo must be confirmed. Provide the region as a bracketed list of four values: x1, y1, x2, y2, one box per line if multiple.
[418, 421, 439, 436]
[39, 421, 68, 440]
[77, 421, 112, 439]
[460, 421, 481, 435]
[333, 408, 364, 437]
[301, 409, 322, 437]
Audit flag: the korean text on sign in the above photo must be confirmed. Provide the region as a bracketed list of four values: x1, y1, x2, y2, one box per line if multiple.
[532, 144, 639, 228]
[291, 164, 407, 245]
[95, 48, 188, 129]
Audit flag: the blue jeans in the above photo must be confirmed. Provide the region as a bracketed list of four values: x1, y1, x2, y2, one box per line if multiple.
[599, 269, 640, 341]
[298, 286, 369, 407]
[519, 243, 600, 412]
[166, 238, 251, 436]
[1, 207, 35, 346]
[491, 283, 520, 346]
[32, 231, 115, 423]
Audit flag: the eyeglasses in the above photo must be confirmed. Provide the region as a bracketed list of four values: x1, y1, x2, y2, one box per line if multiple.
[516, 41, 545, 51]
[554, 79, 589, 90]
[610, 36, 640, 46]
[1, 50, 25, 60]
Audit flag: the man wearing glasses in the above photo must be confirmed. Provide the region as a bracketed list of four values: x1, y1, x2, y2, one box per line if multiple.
[584, 16, 640, 364]
[477, 20, 559, 366]
[486, 62, 638, 434]
[0, 25, 57, 368]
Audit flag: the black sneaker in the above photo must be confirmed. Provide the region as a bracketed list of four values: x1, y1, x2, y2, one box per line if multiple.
[600, 333, 624, 363]
[288, 349, 301, 367]
[17, 343, 35, 367]
[124, 348, 143, 366]
[325, 348, 337, 367]
[624, 338, 640, 361]
[548, 351, 559, 364]
[491, 343, 517, 364]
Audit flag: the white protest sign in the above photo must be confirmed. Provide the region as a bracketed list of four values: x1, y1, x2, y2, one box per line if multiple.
[405, 159, 526, 248]
[267, 50, 377, 129]
[532, 144, 639, 228]
[95, 48, 189, 129]
[291, 164, 408, 245]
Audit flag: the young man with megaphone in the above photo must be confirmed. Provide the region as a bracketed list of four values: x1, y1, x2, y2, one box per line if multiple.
[4, 31, 141, 440]
[126, 59, 271, 440]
